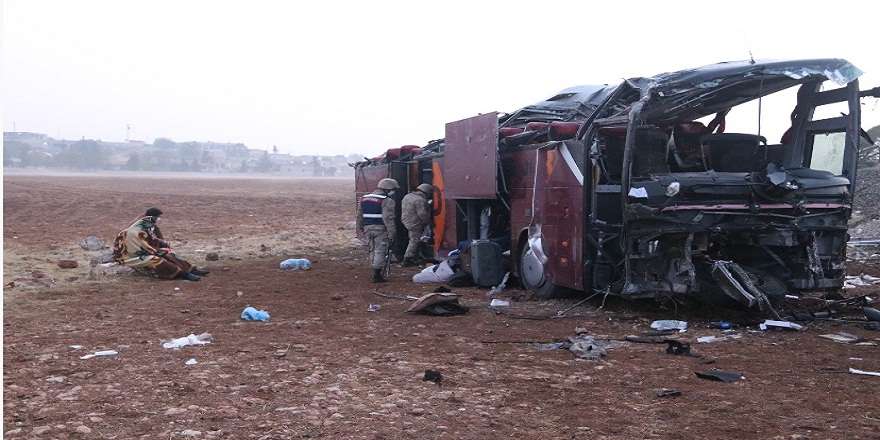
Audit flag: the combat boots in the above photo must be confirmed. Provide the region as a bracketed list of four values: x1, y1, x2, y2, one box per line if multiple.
[371, 269, 387, 283]
[400, 257, 418, 267]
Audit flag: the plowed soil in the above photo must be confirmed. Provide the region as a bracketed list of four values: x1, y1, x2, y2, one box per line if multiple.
[4, 171, 880, 439]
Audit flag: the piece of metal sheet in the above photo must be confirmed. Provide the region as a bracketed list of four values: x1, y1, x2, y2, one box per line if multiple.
[444, 113, 498, 199]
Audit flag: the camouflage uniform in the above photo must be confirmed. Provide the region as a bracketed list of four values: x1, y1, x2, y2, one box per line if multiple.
[400, 190, 431, 262]
[356, 190, 397, 271]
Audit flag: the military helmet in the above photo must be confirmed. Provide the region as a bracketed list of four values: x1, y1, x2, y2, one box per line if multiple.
[378, 178, 400, 190]
[417, 183, 433, 194]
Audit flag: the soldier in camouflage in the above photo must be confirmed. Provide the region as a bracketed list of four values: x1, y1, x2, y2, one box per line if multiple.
[356, 178, 399, 282]
[400, 183, 433, 267]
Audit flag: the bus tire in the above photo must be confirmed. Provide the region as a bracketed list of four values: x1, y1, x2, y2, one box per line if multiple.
[519, 242, 568, 298]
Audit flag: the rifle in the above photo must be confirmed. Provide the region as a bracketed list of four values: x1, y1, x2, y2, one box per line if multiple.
[382, 239, 393, 279]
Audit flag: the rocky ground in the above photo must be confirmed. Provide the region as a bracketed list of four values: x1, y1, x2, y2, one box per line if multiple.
[852, 165, 880, 239]
[3, 171, 880, 439]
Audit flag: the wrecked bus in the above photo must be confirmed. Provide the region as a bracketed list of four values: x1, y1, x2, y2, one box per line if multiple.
[354, 58, 880, 310]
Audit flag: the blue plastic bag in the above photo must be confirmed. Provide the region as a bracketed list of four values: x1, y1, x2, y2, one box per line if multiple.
[280, 258, 311, 270]
[241, 306, 270, 321]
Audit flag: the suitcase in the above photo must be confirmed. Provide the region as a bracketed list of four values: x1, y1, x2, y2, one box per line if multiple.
[462, 240, 504, 287]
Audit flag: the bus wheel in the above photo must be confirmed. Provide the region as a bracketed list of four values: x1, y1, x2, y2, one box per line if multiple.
[520, 242, 567, 298]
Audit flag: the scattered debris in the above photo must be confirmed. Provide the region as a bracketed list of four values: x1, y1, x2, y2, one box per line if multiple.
[759, 320, 804, 331]
[656, 390, 682, 398]
[489, 299, 510, 307]
[162, 333, 213, 349]
[280, 258, 312, 270]
[185, 358, 197, 365]
[406, 293, 469, 316]
[848, 367, 880, 377]
[843, 274, 880, 289]
[696, 335, 742, 343]
[625, 335, 669, 344]
[412, 260, 456, 283]
[665, 339, 692, 355]
[423, 369, 443, 386]
[367, 304, 382, 312]
[569, 335, 623, 360]
[819, 333, 861, 343]
[865, 307, 880, 322]
[79, 349, 118, 360]
[531, 341, 571, 351]
[241, 306, 270, 321]
[651, 320, 688, 333]
[781, 310, 834, 322]
[695, 371, 744, 382]
[485, 272, 510, 297]
[569, 337, 607, 360]
[529, 334, 622, 360]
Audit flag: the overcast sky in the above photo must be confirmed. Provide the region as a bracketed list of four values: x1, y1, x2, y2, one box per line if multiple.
[4, 1, 879, 157]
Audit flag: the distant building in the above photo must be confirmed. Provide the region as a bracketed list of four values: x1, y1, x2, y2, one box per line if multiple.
[4, 131, 48, 147]
[3, 131, 359, 175]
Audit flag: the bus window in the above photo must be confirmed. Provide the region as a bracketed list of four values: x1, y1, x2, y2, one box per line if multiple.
[807, 132, 845, 175]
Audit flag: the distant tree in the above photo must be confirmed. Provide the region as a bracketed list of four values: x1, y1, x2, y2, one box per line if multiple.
[272, 145, 279, 155]
[177, 142, 201, 160]
[256, 152, 272, 172]
[3, 141, 31, 167]
[154, 137, 177, 148]
[154, 154, 171, 171]
[30, 151, 51, 168]
[126, 153, 143, 171]
[51, 139, 107, 170]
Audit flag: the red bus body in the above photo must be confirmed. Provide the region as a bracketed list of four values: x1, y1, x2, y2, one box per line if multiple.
[354, 59, 880, 309]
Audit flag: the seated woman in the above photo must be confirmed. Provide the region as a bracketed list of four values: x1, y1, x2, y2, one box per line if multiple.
[112, 207, 209, 281]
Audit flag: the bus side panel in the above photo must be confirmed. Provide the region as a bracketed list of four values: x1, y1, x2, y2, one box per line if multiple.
[544, 186, 583, 290]
[505, 146, 585, 291]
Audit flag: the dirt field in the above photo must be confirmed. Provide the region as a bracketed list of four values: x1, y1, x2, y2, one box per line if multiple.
[4, 171, 880, 440]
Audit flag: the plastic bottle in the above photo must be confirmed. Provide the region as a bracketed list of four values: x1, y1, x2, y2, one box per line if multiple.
[709, 321, 739, 329]
[280, 258, 312, 270]
[485, 272, 510, 297]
